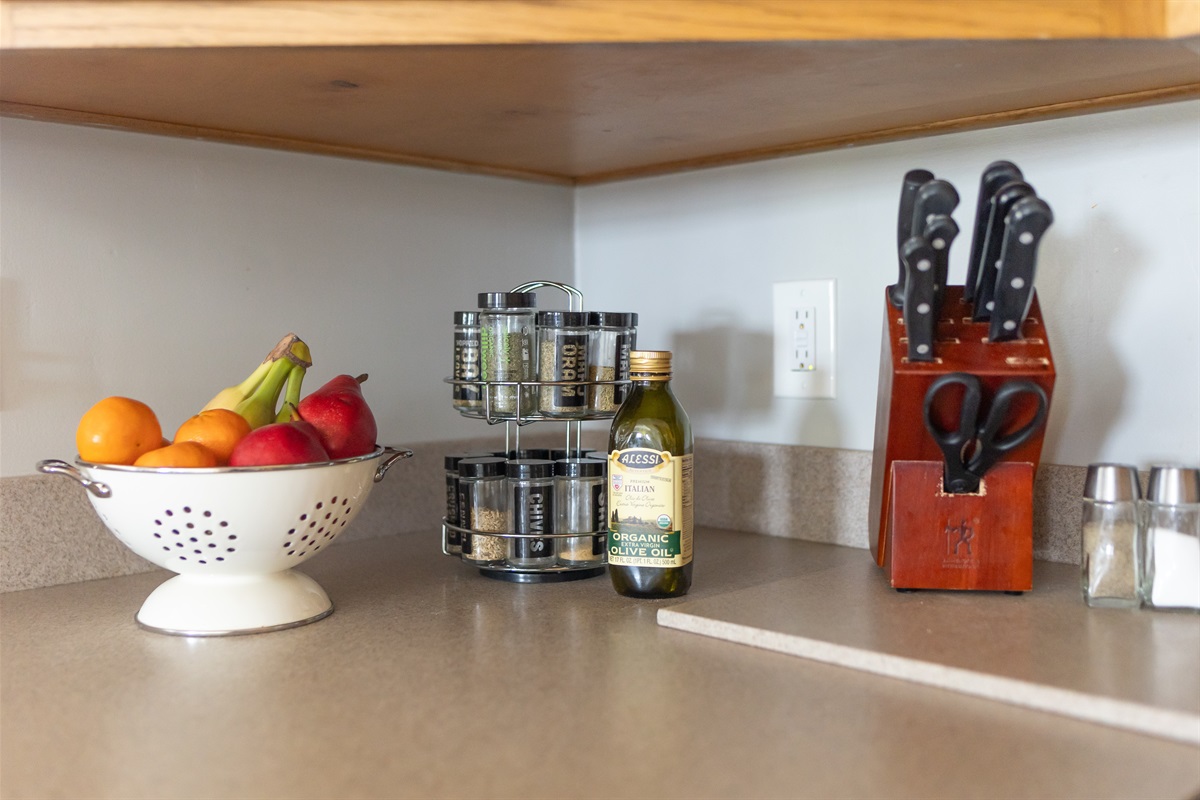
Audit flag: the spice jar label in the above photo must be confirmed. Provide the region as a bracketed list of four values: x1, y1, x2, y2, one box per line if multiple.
[607, 449, 693, 568]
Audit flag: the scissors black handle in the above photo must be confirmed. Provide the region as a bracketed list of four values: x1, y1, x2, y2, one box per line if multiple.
[924, 373, 1048, 494]
[923, 373, 984, 494]
[968, 379, 1049, 479]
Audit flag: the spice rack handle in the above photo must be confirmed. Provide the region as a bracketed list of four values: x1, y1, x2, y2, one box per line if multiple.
[510, 279, 584, 312]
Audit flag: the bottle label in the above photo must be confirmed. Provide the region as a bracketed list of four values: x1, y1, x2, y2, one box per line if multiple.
[607, 448, 693, 568]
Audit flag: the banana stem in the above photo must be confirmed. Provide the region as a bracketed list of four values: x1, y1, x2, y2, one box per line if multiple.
[275, 362, 307, 424]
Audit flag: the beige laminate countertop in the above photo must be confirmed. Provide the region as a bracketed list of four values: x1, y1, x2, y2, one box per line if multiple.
[3, 528, 1199, 800]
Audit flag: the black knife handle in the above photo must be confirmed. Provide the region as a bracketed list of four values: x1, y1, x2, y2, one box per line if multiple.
[901, 235, 939, 362]
[988, 196, 1054, 342]
[972, 180, 1035, 322]
[922, 214, 959, 321]
[965, 161, 1023, 302]
[889, 169, 935, 308]
[910, 179, 960, 243]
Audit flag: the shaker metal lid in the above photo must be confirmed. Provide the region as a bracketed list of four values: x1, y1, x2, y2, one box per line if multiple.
[453, 311, 480, 325]
[1082, 463, 1141, 502]
[478, 292, 536, 309]
[1146, 465, 1200, 505]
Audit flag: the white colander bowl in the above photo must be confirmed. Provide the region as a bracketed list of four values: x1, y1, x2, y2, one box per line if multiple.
[37, 446, 412, 636]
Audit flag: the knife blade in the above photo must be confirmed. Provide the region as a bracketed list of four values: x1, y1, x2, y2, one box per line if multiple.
[888, 168, 935, 308]
[988, 196, 1054, 342]
[901, 235, 939, 362]
[921, 213, 960, 322]
[971, 179, 1035, 322]
[965, 161, 1023, 303]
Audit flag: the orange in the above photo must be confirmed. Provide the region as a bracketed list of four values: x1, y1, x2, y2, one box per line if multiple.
[133, 441, 220, 468]
[173, 408, 251, 465]
[76, 397, 163, 465]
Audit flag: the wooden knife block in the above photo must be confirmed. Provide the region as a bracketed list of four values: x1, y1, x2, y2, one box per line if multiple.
[887, 461, 1034, 591]
[867, 285, 1055, 589]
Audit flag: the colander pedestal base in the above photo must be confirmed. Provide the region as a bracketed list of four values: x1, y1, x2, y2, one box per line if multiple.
[136, 569, 333, 636]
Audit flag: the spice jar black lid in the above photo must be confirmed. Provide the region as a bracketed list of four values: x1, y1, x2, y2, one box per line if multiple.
[444, 450, 489, 470]
[536, 310, 589, 327]
[588, 311, 638, 327]
[478, 292, 536, 309]
[555, 457, 606, 477]
[492, 448, 552, 460]
[458, 456, 507, 478]
[453, 311, 480, 325]
[506, 458, 555, 479]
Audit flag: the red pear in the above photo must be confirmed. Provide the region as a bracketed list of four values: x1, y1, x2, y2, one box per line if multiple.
[228, 420, 330, 467]
[296, 374, 378, 460]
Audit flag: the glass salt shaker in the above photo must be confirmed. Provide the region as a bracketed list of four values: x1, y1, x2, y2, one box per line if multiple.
[588, 311, 637, 413]
[1081, 463, 1141, 608]
[478, 292, 537, 419]
[506, 458, 557, 569]
[1139, 465, 1200, 612]
[459, 456, 509, 567]
[537, 311, 591, 418]
[556, 457, 607, 567]
[452, 311, 482, 412]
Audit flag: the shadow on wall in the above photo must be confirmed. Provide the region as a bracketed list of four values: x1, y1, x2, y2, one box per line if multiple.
[1037, 208, 1138, 464]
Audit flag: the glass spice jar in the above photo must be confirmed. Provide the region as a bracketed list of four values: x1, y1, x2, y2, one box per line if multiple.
[537, 311, 591, 418]
[443, 452, 475, 555]
[478, 292, 537, 419]
[452, 311, 482, 412]
[556, 457, 607, 567]
[506, 458, 557, 569]
[459, 456, 509, 567]
[588, 312, 637, 413]
[1081, 463, 1141, 608]
[1139, 465, 1200, 612]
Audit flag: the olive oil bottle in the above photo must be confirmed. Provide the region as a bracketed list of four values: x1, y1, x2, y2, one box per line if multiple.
[607, 350, 693, 598]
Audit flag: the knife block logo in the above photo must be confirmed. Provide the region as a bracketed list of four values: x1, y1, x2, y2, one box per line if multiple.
[946, 518, 975, 556]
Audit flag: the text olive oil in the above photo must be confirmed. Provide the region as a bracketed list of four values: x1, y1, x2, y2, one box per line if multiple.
[607, 350, 693, 598]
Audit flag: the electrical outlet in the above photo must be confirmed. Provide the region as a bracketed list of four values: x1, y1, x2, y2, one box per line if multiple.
[773, 280, 835, 398]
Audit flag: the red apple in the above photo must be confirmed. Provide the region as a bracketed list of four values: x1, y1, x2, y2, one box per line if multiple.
[297, 374, 378, 460]
[228, 421, 330, 467]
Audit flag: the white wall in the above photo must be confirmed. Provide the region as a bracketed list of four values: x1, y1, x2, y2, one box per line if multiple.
[4, 103, 1198, 478]
[575, 101, 1200, 468]
[0, 119, 574, 476]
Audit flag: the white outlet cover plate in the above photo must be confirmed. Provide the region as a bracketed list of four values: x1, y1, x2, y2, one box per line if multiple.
[773, 279, 836, 398]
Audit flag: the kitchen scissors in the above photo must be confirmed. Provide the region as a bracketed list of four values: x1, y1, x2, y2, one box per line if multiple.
[923, 372, 1048, 494]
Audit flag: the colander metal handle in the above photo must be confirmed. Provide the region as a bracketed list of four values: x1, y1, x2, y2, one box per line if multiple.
[375, 447, 414, 483]
[36, 459, 113, 498]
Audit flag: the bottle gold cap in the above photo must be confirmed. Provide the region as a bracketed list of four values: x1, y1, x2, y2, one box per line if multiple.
[629, 350, 672, 377]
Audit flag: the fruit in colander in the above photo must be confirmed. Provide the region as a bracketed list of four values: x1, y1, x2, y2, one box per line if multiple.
[228, 420, 330, 467]
[297, 374, 378, 460]
[134, 441, 221, 468]
[173, 409, 252, 465]
[76, 396, 163, 465]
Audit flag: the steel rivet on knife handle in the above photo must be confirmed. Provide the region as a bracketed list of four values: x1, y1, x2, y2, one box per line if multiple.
[988, 196, 1054, 343]
[965, 161, 1023, 303]
[972, 179, 1035, 322]
[901, 235, 939, 362]
[888, 168, 934, 308]
[922, 213, 960, 322]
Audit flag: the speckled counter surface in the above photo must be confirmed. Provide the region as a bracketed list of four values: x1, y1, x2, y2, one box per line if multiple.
[3, 529, 1199, 800]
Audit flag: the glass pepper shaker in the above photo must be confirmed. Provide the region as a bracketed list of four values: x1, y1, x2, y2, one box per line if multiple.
[537, 310, 591, 418]
[556, 457, 607, 567]
[478, 292, 537, 419]
[506, 458, 556, 569]
[1139, 464, 1200, 612]
[1081, 463, 1141, 608]
[459, 456, 509, 567]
